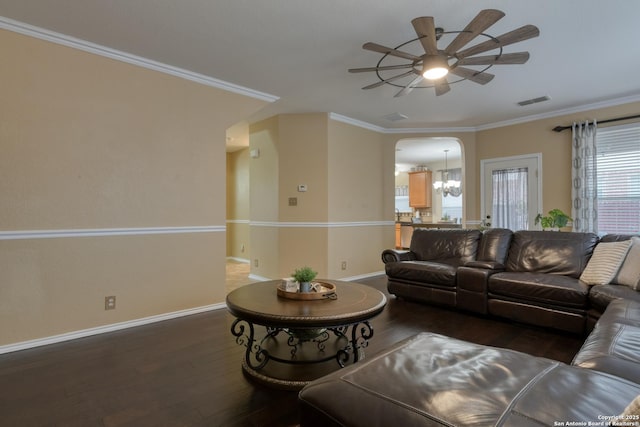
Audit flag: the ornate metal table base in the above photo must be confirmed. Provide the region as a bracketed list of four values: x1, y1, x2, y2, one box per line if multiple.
[231, 318, 374, 390]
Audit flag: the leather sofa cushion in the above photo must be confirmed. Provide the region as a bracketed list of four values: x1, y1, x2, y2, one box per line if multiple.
[385, 261, 457, 287]
[589, 284, 640, 312]
[299, 332, 640, 427]
[573, 321, 640, 384]
[598, 298, 640, 327]
[477, 228, 513, 264]
[489, 272, 590, 308]
[505, 230, 598, 278]
[409, 229, 481, 265]
[613, 236, 640, 288]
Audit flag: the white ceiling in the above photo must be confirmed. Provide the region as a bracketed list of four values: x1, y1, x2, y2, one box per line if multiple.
[2, 1, 640, 131]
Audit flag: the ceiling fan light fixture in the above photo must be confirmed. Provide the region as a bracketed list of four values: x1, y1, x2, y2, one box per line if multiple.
[352, 9, 540, 97]
[421, 55, 449, 80]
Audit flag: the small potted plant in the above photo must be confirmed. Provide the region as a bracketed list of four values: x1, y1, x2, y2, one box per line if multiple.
[292, 266, 317, 293]
[535, 209, 573, 231]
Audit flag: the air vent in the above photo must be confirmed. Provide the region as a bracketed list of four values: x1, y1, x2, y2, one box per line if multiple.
[517, 96, 551, 106]
[383, 112, 409, 122]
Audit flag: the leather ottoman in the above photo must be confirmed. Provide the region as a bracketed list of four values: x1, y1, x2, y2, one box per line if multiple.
[299, 332, 640, 426]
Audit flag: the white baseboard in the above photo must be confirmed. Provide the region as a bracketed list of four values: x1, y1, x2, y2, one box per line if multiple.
[249, 271, 385, 282]
[0, 303, 226, 355]
[1, 272, 386, 354]
[226, 257, 250, 263]
[341, 271, 386, 281]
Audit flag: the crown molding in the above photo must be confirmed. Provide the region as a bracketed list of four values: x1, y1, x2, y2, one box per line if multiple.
[329, 113, 386, 133]
[4, 16, 638, 134]
[382, 126, 477, 134]
[328, 113, 476, 134]
[330, 93, 640, 135]
[475, 93, 640, 131]
[0, 16, 279, 103]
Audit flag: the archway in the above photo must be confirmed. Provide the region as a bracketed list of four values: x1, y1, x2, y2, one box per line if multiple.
[394, 137, 464, 229]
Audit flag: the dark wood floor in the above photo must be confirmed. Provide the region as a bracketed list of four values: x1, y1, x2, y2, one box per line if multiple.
[0, 276, 585, 427]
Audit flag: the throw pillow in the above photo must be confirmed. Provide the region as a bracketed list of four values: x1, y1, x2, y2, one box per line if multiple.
[580, 240, 632, 286]
[614, 237, 640, 289]
[620, 394, 640, 417]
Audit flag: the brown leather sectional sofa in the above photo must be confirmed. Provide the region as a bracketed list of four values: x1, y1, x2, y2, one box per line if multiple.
[382, 228, 640, 334]
[298, 229, 640, 425]
[299, 299, 640, 426]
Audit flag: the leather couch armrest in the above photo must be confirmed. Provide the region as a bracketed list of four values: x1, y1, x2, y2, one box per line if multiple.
[381, 249, 416, 264]
[464, 260, 505, 270]
[457, 265, 501, 315]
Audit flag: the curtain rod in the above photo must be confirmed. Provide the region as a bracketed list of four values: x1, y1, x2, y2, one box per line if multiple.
[552, 113, 640, 132]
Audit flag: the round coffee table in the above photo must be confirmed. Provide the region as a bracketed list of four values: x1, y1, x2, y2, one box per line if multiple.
[226, 279, 387, 390]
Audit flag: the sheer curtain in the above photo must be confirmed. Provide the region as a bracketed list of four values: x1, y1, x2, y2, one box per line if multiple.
[492, 167, 528, 230]
[571, 120, 598, 233]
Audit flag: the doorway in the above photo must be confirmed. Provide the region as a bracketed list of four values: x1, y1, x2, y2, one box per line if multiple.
[395, 138, 464, 225]
[481, 154, 542, 230]
[226, 121, 252, 291]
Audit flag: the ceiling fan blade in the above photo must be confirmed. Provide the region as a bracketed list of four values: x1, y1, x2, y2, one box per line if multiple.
[456, 25, 540, 58]
[445, 9, 505, 55]
[434, 78, 451, 96]
[411, 16, 438, 55]
[457, 52, 530, 66]
[349, 64, 415, 73]
[394, 75, 424, 97]
[362, 42, 421, 61]
[449, 66, 494, 85]
[362, 70, 417, 89]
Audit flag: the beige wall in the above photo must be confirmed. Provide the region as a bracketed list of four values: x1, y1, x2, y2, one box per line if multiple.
[249, 114, 331, 279]
[383, 102, 640, 228]
[327, 120, 389, 277]
[226, 148, 250, 259]
[0, 29, 267, 346]
[279, 114, 329, 222]
[475, 101, 640, 221]
[248, 114, 391, 279]
[249, 116, 281, 278]
[5, 22, 640, 349]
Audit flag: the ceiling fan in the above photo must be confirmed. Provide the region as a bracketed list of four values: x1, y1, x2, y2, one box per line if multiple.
[348, 9, 539, 97]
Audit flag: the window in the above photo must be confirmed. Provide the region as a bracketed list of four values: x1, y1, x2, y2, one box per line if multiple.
[596, 123, 640, 234]
[442, 193, 462, 222]
[492, 167, 529, 231]
[440, 167, 462, 222]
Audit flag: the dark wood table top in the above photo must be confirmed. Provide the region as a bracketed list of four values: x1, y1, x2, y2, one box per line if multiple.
[226, 279, 387, 328]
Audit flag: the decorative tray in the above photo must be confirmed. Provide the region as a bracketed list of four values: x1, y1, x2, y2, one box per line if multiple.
[277, 281, 337, 300]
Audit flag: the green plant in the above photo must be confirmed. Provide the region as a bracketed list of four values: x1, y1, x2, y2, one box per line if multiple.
[535, 209, 573, 230]
[292, 266, 317, 283]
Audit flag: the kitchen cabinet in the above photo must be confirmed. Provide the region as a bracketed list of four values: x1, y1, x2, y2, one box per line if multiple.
[408, 171, 432, 208]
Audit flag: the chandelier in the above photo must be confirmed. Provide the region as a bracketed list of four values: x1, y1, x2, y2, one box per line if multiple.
[432, 149, 461, 197]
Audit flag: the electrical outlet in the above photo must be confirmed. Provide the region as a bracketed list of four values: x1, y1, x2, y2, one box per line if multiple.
[105, 296, 116, 310]
[254, 259, 259, 267]
[288, 197, 297, 206]
[341, 261, 347, 270]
